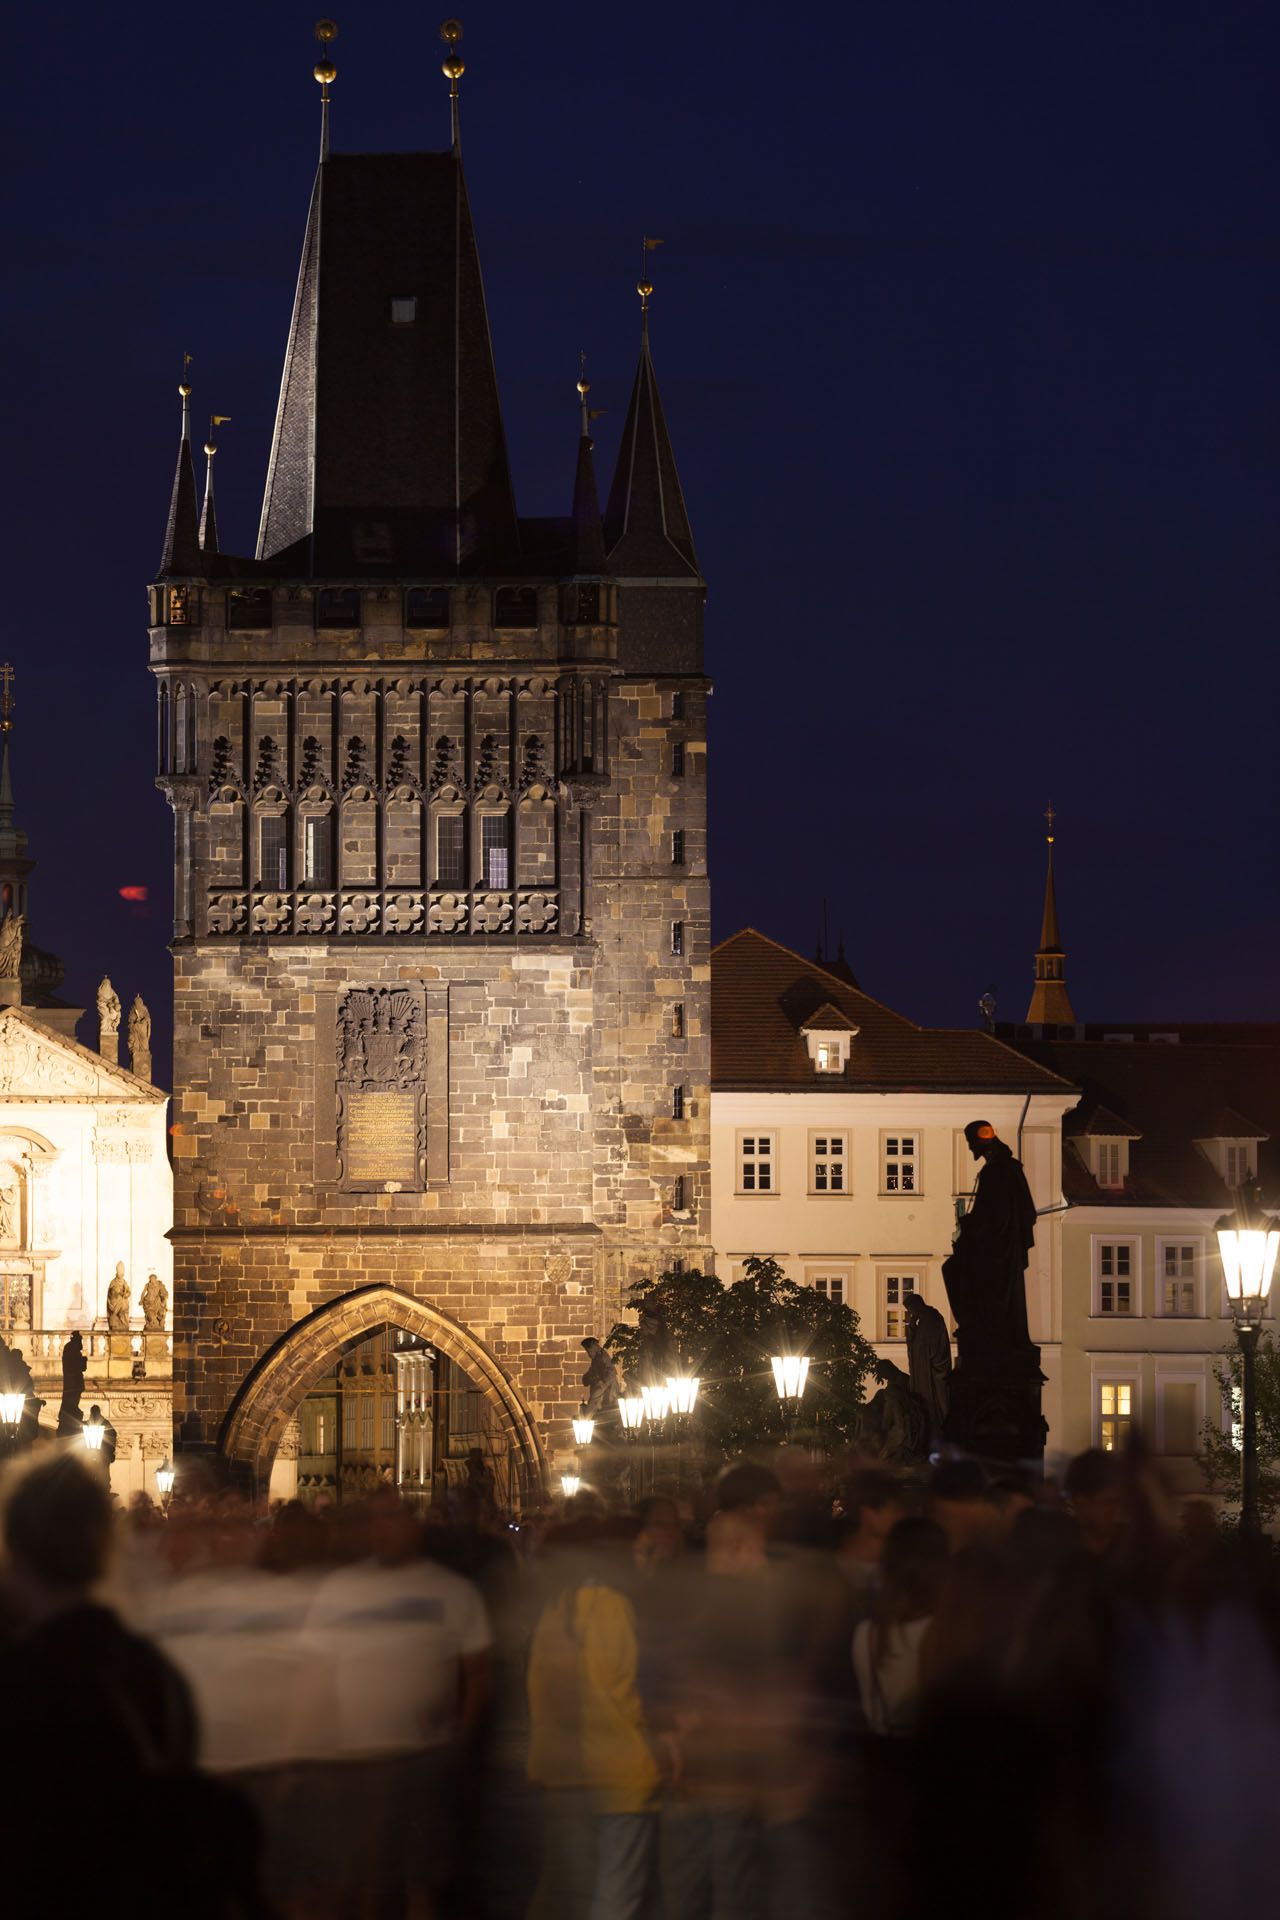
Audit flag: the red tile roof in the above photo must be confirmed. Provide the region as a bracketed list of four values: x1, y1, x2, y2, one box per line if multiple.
[711, 930, 1075, 1096]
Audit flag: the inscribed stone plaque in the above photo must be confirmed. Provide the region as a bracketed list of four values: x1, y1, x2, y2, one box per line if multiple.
[344, 1087, 419, 1186]
[335, 985, 427, 1190]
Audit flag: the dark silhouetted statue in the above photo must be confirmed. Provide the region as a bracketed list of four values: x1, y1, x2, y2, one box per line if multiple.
[58, 1331, 87, 1436]
[860, 1361, 930, 1465]
[904, 1293, 952, 1441]
[942, 1120, 1046, 1464]
[581, 1337, 621, 1418]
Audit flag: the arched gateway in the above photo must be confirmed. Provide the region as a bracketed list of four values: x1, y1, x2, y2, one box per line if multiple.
[219, 1284, 545, 1503]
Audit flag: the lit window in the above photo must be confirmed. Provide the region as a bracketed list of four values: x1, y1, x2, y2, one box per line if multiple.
[1162, 1243, 1197, 1317]
[882, 1134, 918, 1194]
[1098, 1381, 1134, 1452]
[481, 815, 510, 889]
[812, 1135, 846, 1193]
[883, 1274, 921, 1340]
[166, 586, 191, 626]
[816, 1040, 841, 1072]
[739, 1135, 774, 1193]
[302, 815, 334, 889]
[390, 297, 418, 324]
[672, 829, 686, 865]
[436, 814, 466, 889]
[1098, 1243, 1134, 1315]
[811, 1274, 845, 1306]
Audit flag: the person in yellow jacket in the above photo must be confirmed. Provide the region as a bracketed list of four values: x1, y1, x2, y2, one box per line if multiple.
[527, 1524, 659, 1920]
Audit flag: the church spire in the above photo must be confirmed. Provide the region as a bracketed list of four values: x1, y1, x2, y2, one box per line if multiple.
[571, 361, 607, 573]
[314, 19, 337, 161]
[605, 266, 699, 577]
[158, 367, 201, 578]
[1025, 804, 1075, 1025]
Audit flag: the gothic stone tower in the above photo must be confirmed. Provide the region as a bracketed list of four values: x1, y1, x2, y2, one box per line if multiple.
[149, 99, 709, 1493]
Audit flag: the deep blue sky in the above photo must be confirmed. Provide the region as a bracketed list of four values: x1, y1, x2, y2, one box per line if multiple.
[4, 2, 1277, 1084]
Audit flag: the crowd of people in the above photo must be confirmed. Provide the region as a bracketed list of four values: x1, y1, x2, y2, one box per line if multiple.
[3, 1441, 1279, 1919]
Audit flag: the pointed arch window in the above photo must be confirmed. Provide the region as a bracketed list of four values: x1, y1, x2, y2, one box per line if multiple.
[481, 813, 511, 890]
[435, 813, 466, 890]
[302, 812, 335, 889]
[256, 812, 289, 890]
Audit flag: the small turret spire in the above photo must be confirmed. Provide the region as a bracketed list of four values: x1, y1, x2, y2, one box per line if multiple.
[440, 19, 464, 153]
[158, 359, 201, 577]
[605, 247, 699, 577]
[1025, 802, 1075, 1025]
[200, 415, 230, 554]
[571, 356, 607, 574]
[314, 20, 338, 161]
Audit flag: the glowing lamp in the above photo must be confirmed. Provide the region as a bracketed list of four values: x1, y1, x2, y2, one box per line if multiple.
[571, 1416, 595, 1446]
[666, 1374, 701, 1416]
[640, 1383, 671, 1424]
[560, 1474, 581, 1499]
[1218, 1223, 1279, 1313]
[618, 1395, 645, 1433]
[0, 1390, 24, 1430]
[82, 1412, 106, 1452]
[155, 1457, 176, 1500]
[771, 1355, 810, 1403]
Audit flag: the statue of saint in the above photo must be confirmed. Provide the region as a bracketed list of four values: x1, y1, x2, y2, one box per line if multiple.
[904, 1293, 953, 1440]
[140, 1272, 168, 1331]
[942, 1121, 1038, 1363]
[859, 1361, 930, 1465]
[105, 1261, 130, 1332]
[581, 1336, 622, 1417]
[0, 912, 25, 980]
[0, 1173, 19, 1247]
[128, 994, 151, 1055]
[58, 1330, 87, 1436]
[97, 977, 121, 1036]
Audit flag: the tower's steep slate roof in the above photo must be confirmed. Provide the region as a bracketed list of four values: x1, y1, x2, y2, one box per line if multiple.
[258, 152, 518, 574]
[712, 929, 1074, 1094]
[606, 338, 698, 576]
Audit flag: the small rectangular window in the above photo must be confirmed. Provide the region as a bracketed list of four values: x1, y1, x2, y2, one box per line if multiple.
[390, 297, 418, 324]
[405, 586, 449, 628]
[227, 587, 272, 631]
[883, 1134, 918, 1194]
[303, 815, 334, 889]
[1097, 1142, 1124, 1188]
[1226, 1143, 1255, 1187]
[436, 814, 466, 889]
[1099, 1380, 1134, 1452]
[883, 1274, 922, 1340]
[256, 814, 288, 890]
[671, 741, 685, 777]
[672, 1003, 685, 1039]
[481, 815, 511, 889]
[671, 921, 684, 956]
[1162, 1243, 1197, 1317]
[811, 1275, 845, 1307]
[740, 1134, 774, 1193]
[672, 1175, 687, 1212]
[812, 1134, 847, 1193]
[1099, 1243, 1134, 1315]
[672, 1085, 685, 1121]
[671, 690, 686, 720]
[494, 586, 538, 628]
[317, 587, 360, 629]
[672, 829, 686, 865]
[166, 586, 191, 626]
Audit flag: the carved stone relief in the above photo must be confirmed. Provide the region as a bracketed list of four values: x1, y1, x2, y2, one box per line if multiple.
[335, 987, 427, 1191]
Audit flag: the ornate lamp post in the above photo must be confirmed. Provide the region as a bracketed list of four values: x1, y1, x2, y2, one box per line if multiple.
[0, 1387, 24, 1458]
[155, 1457, 176, 1511]
[560, 1474, 581, 1500]
[771, 1353, 810, 1434]
[571, 1415, 595, 1447]
[82, 1408, 106, 1455]
[665, 1374, 701, 1418]
[1217, 1189, 1279, 1541]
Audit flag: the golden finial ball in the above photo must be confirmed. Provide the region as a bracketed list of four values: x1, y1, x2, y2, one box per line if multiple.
[637, 281, 653, 301]
[178, 382, 192, 398]
[314, 59, 337, 84]
[439, 18, 464, 44]
[442, 55, 465, 80]
[204, 442, 217, 458]
[315, 19, 338, 42]
[577, 379, 590, 397]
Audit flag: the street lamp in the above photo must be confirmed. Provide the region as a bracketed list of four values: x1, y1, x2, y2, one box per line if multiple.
[571, 1415, 595, 1447]
[560, 1474, 581, 1499]
[1217, 1190, 1280, 1541]
[82, 1407, 106, 1453]
[0, 1389, 24, 1434]
[640, 1383, 671, 1425]
[618, 1395, 645, 1434]
[771, 1354, 810, 1404]
[666, 1374, 701, 1417]
[155, 1457, 176, 1508]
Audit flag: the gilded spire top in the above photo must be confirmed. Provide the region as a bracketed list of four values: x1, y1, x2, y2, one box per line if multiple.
[638, 236, 664, 342]
[179, 354, 193, 437]
[577, 351, 591, 438]
[1045, 800, 1056, 846]
[440, 19, 464, 148]
[0, 664, 16, 737]
[314, 20, 338, 158]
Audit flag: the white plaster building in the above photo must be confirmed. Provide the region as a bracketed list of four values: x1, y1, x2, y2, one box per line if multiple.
[709, 930, 1079, 1447]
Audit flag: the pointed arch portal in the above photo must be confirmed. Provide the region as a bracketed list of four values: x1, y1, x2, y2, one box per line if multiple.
[219, 1284, 545, 1500]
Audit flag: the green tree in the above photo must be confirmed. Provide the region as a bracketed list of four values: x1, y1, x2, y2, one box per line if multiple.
[607, 1255, 878, 1454]
[1199, 1334, 1280, 1520]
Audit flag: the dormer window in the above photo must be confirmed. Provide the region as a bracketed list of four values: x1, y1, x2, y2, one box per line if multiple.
[1194, 1111, 1268, 1190]
[799, 1003, 858, 1074]
[1094, 1140, 1128, 1190]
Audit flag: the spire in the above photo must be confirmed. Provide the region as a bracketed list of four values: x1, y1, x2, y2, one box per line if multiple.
[199, 418, 227, 555]
[158, 368, 201, 577]
[0, 665, 18, 839]
[1025, 803, 1075, 1025]
[314, 20, 338, 161]
[440, 19, 464, 153]
[571, 361, 607, 573]
[605, 270, 699, 577]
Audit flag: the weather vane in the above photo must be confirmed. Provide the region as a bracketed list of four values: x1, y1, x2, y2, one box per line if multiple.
[1045, 801, 1056, 845]
[0, 664, 14, 736]
[314, 20, 338, 157]
[440, 19, 465, 146]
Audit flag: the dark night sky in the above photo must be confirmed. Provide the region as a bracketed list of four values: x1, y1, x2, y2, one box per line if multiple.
[4, 1, 1277, 1087]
